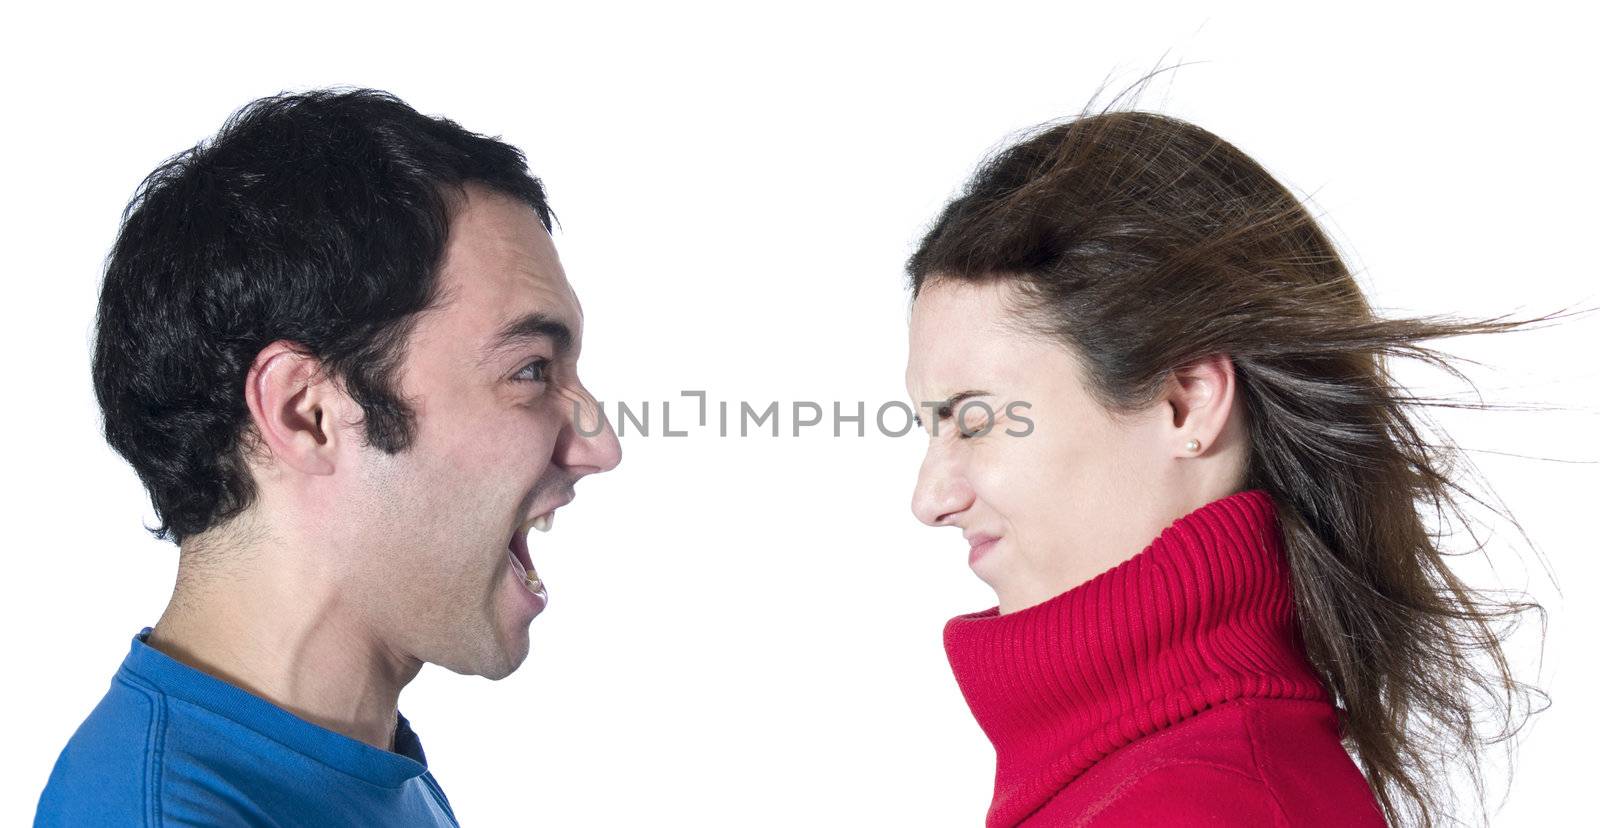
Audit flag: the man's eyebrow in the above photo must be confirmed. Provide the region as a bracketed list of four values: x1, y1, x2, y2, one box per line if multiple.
[477, 311, 573, 367]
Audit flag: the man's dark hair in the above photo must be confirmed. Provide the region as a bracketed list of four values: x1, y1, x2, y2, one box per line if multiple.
[92, 88, 553, 546]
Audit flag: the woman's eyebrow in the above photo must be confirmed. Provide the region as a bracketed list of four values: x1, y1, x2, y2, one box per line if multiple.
[939, 389, 993, 412]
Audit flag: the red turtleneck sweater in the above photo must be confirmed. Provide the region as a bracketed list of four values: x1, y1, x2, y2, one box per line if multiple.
[943, 489, 1388, 827]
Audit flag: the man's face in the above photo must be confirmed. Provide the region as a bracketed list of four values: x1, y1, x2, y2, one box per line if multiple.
[335, 183, 621, 679]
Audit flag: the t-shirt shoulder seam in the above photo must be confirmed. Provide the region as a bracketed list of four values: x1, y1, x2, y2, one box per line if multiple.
[114, 673, 168, 827]
[420, 773, 460, 826]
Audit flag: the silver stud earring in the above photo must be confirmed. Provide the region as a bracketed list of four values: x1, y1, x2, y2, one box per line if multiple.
[1184, 438, 1201, 453]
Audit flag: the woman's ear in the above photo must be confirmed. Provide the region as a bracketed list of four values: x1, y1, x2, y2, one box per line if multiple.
[1164, 353, 1236, 457]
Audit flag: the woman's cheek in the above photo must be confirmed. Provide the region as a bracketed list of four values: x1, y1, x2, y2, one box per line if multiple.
[970, 437, 1030, 517]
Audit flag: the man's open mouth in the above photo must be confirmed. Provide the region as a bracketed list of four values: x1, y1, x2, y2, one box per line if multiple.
[509, 510, 554, 602]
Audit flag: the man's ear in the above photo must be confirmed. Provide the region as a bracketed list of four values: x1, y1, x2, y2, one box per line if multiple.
[242, 341, 344, 476]
[1163, 353, 1237, 457]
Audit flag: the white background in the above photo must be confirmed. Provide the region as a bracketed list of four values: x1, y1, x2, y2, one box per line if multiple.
[2, 2, 1596, 825]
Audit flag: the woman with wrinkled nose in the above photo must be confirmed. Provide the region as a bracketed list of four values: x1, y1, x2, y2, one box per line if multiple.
[903, 110, 1549, 827]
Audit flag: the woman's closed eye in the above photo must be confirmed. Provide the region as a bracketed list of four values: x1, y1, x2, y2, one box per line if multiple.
[914, 403, 986, 440]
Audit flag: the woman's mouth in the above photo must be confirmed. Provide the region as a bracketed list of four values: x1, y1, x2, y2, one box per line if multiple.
[968, 534, 1000, 568]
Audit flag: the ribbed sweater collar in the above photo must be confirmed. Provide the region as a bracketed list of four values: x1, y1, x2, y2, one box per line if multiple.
[942, 489, 1330, 827]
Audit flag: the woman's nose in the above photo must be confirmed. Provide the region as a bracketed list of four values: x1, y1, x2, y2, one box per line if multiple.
[912, 451, 973, 527]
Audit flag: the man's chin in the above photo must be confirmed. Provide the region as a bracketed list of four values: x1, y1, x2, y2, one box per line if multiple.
[431, 627, 531, 680]
[483, 631, 533, 680]
[486, 637, 532, 680]
[475, 658, 524, 681]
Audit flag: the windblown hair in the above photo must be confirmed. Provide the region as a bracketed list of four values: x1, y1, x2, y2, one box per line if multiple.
[908, 106, 1560, 825]
[93, 88, 552, 546]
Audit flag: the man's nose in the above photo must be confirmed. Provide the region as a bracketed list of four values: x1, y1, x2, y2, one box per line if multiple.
[557, 391, 622, 477]
[911, 449, 972, 527]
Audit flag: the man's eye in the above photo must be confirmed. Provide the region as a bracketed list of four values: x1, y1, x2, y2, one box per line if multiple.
[513, 358, 550, 383]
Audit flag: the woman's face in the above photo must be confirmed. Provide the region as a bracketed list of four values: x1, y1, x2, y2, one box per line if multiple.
[905, 278, 1237, 613]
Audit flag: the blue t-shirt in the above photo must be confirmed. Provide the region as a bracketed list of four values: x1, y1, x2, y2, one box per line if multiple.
[36, 629, 458, 826]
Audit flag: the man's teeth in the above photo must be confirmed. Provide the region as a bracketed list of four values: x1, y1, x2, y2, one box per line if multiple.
[508, 550, 545, 596]
[512, 512, 551, 599]
[520, 511, 555, 534]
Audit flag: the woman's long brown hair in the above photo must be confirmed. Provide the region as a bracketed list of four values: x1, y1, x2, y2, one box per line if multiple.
[908, 101, 1571, 825]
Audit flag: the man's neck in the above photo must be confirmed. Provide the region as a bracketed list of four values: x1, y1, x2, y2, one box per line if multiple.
[146, 551, 422, 751]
